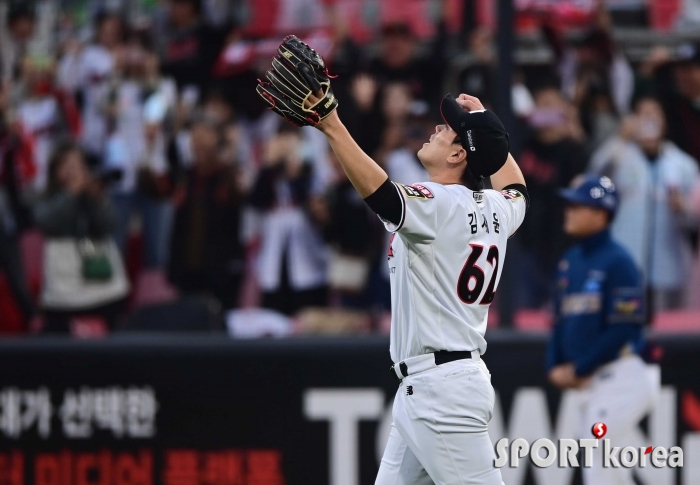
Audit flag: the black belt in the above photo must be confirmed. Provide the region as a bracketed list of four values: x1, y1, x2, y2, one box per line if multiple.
[390, 350, 473, 382]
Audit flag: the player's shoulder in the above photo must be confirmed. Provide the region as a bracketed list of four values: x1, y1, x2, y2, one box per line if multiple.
[485, 187, 527, 202]
[481, 188, 527, 212]
[605, 240, 639, 274]
[559, 245, 583, 269]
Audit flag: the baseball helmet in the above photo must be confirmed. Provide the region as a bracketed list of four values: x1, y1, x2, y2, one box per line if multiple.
[558, 175, 619, 217]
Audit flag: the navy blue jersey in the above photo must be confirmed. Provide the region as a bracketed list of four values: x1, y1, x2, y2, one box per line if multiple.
[546, 229, 645, 376]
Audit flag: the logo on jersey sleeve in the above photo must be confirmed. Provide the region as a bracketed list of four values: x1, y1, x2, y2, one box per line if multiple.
[399, 183, 434, 199]
[610, 287, 644, 322]
[388, 233, 395, 258]
[501, 189, 524, 201]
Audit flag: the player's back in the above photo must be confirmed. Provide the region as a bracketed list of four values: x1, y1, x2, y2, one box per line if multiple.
[385, 182, 526, 363]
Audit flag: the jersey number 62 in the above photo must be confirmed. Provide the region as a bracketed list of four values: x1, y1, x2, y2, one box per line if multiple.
[457, 244, 499, 305]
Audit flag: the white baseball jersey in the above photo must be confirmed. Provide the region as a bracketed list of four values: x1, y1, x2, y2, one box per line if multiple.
[383, 181, 526, 363]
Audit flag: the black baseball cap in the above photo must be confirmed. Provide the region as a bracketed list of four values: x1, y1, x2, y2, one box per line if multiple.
[439, 94, 509, 178]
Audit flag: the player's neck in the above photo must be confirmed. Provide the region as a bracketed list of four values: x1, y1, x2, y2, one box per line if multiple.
[429, 171, 462, 186]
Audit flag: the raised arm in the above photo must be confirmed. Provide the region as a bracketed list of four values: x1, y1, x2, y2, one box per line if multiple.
[490, 153, 526, 191]
[256, 36, 388, 199]
[317, 110, 388, 198]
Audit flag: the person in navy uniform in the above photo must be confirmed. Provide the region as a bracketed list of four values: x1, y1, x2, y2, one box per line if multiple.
[547, 175, 660, 485]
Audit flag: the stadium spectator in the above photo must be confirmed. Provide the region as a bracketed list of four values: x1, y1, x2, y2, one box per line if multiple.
[1, 3, 37, 84]
[250, 125, 328, 316]
[199, 89, 233, 127]
[384, 114, 430, 185]
[374, 82, 415, 166]
[541, 1, 634, 117]
[515, 86, 588, 308]
[34, 143, 129, 332]
[321, 2, 363, 104]
[15, 55, 81, 192]
[575, 66, 621, 152]
[104, 35, 177, 269]
[320, 149, 386, 309]
[198, 90, 247, 169]
[168, 117, 244, 310]
[0, 82, 36, 324]
[157, 0, 225, 93]
[207, 27, 264, 122]
[58, 11, 125, 161]
[455, 28, 534, 120]
[367, 16, 448, 111]
[456, 28, 496, 110]
[589, 97, 700, 312]
[339, 74, 384, 158]
[636, 43, 700, 166]
[170, 89, 257, 190]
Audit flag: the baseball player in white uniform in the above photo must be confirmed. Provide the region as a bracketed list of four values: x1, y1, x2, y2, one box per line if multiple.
[319, 91, 527, 484]
[256, 39, 528, 483]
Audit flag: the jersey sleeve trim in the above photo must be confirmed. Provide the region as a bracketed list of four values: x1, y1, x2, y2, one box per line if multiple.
[393, 182, 406, 231]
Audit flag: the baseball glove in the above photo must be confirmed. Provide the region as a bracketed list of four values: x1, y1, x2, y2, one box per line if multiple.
[256, 35, 338, 127]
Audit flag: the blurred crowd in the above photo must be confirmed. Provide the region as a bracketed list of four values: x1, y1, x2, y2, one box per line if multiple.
[1, 0, 700, 336]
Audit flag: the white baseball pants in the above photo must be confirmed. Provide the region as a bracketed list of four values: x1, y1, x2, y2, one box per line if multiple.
[581, 354, 660, 485]
[375, 355, 504, 485]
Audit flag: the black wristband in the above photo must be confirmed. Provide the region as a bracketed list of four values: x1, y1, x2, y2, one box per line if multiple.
[364, 178, 402, 225]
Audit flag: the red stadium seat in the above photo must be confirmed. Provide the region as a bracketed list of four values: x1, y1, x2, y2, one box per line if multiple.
[130, 269, 178, 310]
[653, 311, 700, 333]
[514, 309, 553, 332]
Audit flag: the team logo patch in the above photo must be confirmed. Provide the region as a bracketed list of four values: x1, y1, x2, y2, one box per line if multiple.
[610, 287, 644, 321]
[400, 183, 434, 199]
[615, 298, 641, 314]
[501, 189, 523, 201]
[473, 192, 484, 203]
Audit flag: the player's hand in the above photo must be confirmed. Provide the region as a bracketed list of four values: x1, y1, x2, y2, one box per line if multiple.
[307, 90, 341, 133]
[548, 364, 570, 388]
[573, 375, 592, 389]
[549, 363, 587, 389]
[456, 94, 485, 112]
